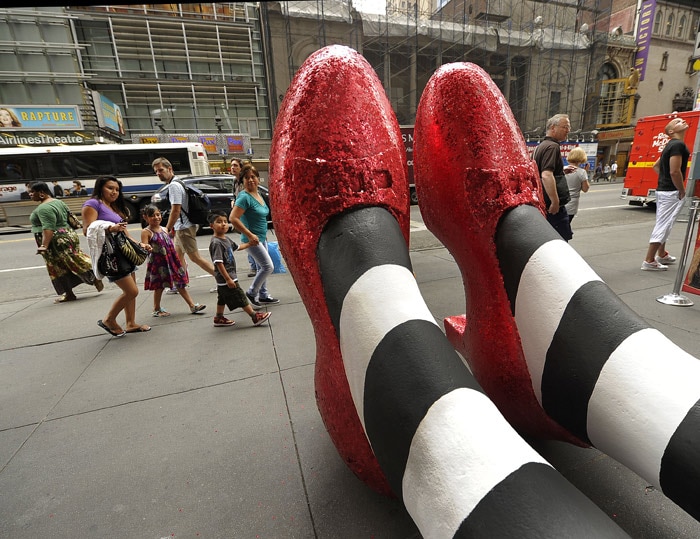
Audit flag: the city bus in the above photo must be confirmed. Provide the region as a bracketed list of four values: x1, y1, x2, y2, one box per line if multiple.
[0, 142, 210, 221]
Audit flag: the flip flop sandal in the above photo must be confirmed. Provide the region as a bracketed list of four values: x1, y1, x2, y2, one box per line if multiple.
[97, 319, 126, 337]
[126, 325, 152, 333]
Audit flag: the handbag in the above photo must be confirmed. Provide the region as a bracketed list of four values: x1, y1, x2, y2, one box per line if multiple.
[59, 200, 81, 229]
[67, 210, 82, 230]
[98, 232, 134, 277]
[113, 231, 148, 266]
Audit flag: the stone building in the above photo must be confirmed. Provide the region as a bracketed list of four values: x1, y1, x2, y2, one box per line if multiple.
[595, 0, 700, 174]
[8, 0, 696, 171]
[0, 3, 273, 159]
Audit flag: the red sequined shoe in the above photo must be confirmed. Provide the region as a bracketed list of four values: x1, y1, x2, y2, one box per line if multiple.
[414, 62, 583, 445]
[269, 45, 409, 494]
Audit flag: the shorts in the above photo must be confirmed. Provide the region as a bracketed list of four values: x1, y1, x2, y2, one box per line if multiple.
[175, 225, 198, 254]
[107, 265, 136, 283]
[217, 283, 249, 311]
[649, 190, 683, 244]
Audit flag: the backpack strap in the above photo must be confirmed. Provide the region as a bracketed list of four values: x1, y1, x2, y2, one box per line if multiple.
[171, 177, 189, 223]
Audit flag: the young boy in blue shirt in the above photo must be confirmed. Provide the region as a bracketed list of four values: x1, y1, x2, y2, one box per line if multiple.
[208, 210, 271, 328]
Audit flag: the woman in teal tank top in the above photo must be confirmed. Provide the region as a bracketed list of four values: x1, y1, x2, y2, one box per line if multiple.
[229, 164, 279, 308]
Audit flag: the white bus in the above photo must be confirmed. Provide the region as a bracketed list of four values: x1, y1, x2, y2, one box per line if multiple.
[0, 142, 210, 221]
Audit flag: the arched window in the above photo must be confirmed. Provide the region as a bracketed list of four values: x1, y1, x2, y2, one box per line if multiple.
[598, 63, 618, 80]
[666, 13, 674, 36]
[678, 15, 686, 39]
[692, 14, 700, 40]
[653, 10, 663, 34]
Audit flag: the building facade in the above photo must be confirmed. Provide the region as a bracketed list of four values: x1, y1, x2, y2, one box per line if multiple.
[2, 1, 697, 171]
[0, 3, 272, 162]
[595, 0, 700, 174]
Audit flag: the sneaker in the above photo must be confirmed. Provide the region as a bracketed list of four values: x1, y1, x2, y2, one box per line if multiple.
[190, 303, 206, 314]
[258, 296, 280, 305]
[251, 311, 271, 326]
[209, 287, 218, 293]
[641, 260, 668, 271]
[246, 291, 262, 310]
[247, 270, 257, 277]
[656, 254, 677, 265]
[165, 288, 179, 295]
[213, 316, 235, 327]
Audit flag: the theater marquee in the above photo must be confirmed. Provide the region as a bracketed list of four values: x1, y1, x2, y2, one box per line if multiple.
[0, 104, 83, 131]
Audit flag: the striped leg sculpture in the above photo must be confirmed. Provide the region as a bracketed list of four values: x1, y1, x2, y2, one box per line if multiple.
[318, 207, 630, 538]
[270, 44, 630, 538]
[497, 204, 700, 522]
[414, 61, 700, 522]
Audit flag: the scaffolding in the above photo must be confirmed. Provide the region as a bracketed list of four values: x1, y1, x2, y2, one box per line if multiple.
[268, 0, 612, 135]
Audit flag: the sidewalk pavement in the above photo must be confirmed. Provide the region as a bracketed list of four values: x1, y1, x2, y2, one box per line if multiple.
[0, 215, 699, 538]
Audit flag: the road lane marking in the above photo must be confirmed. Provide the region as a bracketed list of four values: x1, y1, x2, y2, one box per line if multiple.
[0, 265, 46, 272]
[579, 204, 633, 211]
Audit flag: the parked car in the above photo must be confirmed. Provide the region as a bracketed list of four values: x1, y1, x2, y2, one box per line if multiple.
[144, 174, 273, 234]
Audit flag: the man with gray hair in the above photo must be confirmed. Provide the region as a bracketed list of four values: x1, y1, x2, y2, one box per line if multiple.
[532, 113, 573, 241]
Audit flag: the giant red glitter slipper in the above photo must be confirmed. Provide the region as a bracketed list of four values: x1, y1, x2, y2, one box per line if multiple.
[414, 62, 584, 445]
[269, 45, 410, 494]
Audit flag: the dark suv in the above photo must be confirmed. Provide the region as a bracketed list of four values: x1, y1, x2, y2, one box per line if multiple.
[145, 174, 272, 234]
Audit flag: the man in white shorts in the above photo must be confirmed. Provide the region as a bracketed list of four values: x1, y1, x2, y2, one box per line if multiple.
[641, 117, 689, 271]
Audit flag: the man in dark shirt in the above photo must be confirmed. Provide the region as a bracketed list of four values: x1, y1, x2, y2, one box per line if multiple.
[51, 180, 64, 198]
[641, 116, 690, 271]
[532, 114, 572, 241]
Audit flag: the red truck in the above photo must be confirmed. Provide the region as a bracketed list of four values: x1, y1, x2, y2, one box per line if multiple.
[621, 110, 700, 206]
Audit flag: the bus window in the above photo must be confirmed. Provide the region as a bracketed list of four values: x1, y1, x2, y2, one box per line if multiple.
[156, 149, 190, 175]
[72, 152, 115, 178]
[115, 150, 157, 176]
[36, 155, 75, 180]
[0, 160, 28, 182]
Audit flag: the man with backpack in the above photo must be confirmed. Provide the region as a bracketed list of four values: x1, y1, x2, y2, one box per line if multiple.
[152, 157, 215, 291]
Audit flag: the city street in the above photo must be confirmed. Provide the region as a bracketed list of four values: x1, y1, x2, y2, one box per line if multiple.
[0, 181, 662, 297]
[1, 182, 700, 538]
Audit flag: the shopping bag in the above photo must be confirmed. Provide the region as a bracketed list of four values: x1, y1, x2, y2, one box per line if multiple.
[267, 241, 287, 274]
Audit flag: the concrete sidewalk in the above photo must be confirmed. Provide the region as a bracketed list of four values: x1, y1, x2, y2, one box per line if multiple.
[0, 217, 699, 538]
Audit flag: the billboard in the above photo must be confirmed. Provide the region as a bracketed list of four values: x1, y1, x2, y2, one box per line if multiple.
[133, 133, 252, 155]
[634, 0, 656, 81]
[0, 105, 83, 131]
[93, 92, 125, 135]
[526, 141, 598, 168]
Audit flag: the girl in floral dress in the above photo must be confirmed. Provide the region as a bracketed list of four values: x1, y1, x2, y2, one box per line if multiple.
[141, 204, 206, 317]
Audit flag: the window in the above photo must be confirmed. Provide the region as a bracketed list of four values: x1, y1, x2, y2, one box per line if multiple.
[678, 15, 686, 39]
[653, 10, 663, 35]
[692, 14, 700, 40]
[548, 91, 561, 119]
[661, 51, 669, 71]
[238, 118, 259, 138]
[666, 13, 674, 36]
